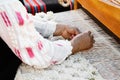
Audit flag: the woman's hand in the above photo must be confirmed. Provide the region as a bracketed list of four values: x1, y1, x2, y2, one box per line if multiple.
[53, 24, 80, 40]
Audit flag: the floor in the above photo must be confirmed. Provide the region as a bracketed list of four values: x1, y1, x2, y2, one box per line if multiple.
[54, 9, 120, 80]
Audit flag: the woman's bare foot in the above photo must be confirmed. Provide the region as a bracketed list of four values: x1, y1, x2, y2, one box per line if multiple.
[71, 31, 95, 54]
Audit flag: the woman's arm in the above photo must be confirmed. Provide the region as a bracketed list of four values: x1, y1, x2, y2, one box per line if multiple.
[33, 15, 57, 38]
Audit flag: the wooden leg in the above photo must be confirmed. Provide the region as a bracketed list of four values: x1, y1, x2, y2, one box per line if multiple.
[74, 0, 78, 10]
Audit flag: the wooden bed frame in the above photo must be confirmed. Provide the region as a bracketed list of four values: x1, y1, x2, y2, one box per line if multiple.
[74, 0, 120, 38]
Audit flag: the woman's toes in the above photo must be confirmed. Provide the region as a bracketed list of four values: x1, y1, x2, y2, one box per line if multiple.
[87, 31, 91, 35]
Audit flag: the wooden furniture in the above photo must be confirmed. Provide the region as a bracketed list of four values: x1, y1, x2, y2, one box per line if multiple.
[74, 0, 120, 38]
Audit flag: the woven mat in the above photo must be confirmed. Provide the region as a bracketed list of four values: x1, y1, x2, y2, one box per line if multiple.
[101, 0, 120, 8]
[111, 0, 120, 5]
[15, 10, 120, 80]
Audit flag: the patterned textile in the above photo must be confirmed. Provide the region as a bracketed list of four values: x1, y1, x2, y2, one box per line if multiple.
[21, 0, 74, 15]
[101, 0, 120, 8]
[110, 0, 120, 6]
